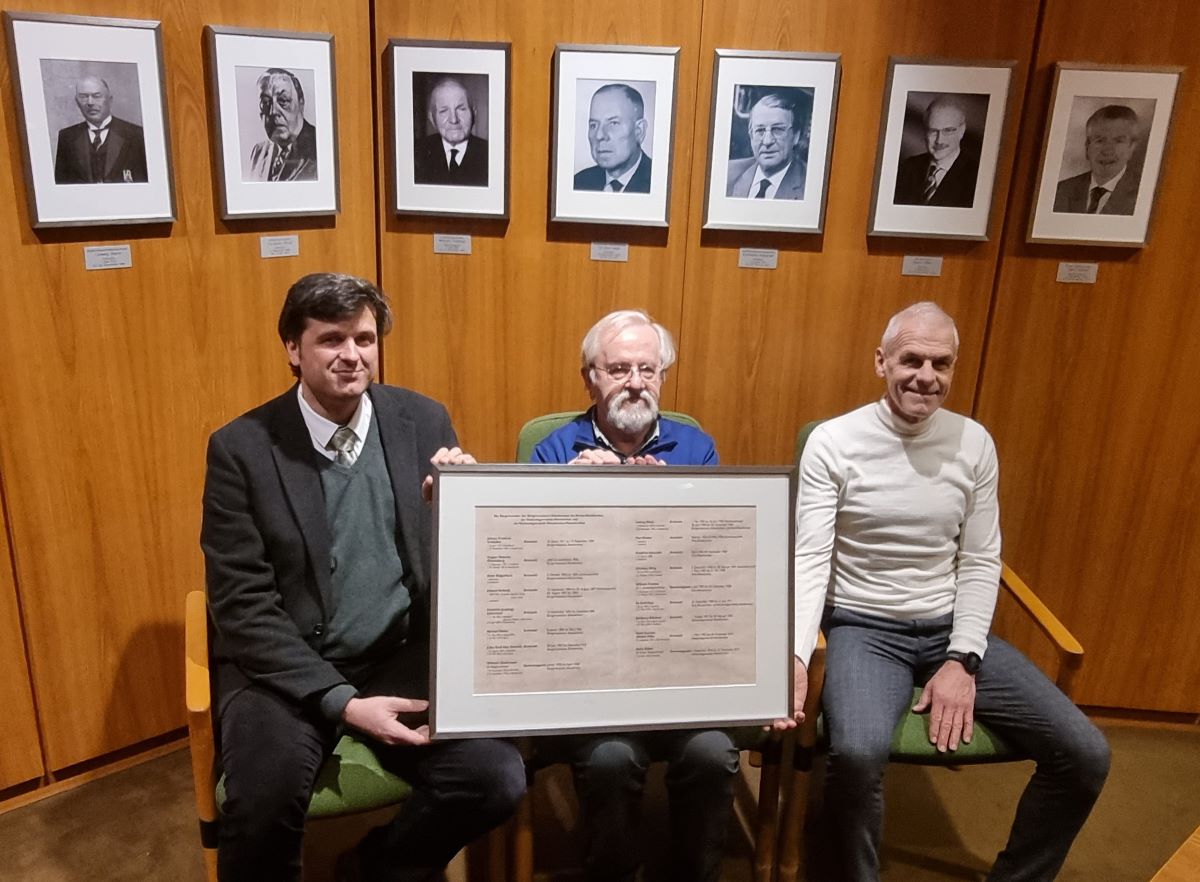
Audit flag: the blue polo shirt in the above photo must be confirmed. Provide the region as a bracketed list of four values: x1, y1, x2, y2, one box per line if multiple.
[530, 410, 719, 465]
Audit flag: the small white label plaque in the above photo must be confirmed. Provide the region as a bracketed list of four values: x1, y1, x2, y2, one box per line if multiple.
[901, 255, 943, 277]
[590, 242, 629, 263]
[83, 245, 132, 270]
[738, 248, 779, 270]
[260, 235, 299, 259]
[1056, 262, 1099, 284]
[433, 234, 473, 255]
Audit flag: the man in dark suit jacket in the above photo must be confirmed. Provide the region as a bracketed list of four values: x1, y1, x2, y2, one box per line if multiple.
[201, 273, 524, 882]
[725, 92, 808, 200]
[247, 68, 318, 182]
[573, 83, 652, 193]
[893, 95, 979, 208]
[413, 77, 489, 187]
[53, 75, 147, 184]
[1053, 104, 1141, 215]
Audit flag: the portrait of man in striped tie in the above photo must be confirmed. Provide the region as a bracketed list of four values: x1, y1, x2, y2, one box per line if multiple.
[246, 67, 318, 183]
[1053, 103, 1144, 216]
[892, 92, 983, 209]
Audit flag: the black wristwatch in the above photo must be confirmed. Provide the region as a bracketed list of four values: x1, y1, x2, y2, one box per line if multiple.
[945, 650, 982, 675]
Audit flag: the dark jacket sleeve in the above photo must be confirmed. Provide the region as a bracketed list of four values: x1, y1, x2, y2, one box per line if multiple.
[200, 426, 348, 709]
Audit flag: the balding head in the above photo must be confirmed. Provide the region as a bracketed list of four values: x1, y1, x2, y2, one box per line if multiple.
[74, 76, 113, 125]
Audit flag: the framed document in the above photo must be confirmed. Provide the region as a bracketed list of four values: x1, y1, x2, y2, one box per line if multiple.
[430, 465, 795, 740]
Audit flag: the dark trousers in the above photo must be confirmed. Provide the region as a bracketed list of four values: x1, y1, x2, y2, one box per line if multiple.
[821, 607, 1110, 882]
[569, 729, 741, 882]
[216, 664, 525, 882]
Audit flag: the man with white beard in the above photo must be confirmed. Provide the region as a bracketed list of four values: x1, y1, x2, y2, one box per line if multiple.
[528, 309, 733, 882]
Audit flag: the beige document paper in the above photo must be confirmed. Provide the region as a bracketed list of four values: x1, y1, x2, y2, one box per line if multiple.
[474, 506, 756, 694]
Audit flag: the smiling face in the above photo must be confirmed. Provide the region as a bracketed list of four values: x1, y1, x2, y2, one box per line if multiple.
[875, 315, 958, 423]
[286, 306, 378, 423]
[429, 80, 473, 146]
[259, 73, 304, 146]
[1085, 117, 1136, 186]
[584, 324, 664, 443]
[74, 76, 112, 125]
[587, 87, 647, 175]
[925, 102, 966, 162]
[749, 100, 800, 176]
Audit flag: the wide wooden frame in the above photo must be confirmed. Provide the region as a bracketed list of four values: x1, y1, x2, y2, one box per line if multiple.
[388, 39, 511, 219]
[4, 11, 176, 227]
[868, 57, 1016, 241]
[702, 49, 841, 234]
[204, 25, 340, 220]
[1027, 62, 1183, 247]
[430, 464, 795, 739]
[550, 44, 680, 227]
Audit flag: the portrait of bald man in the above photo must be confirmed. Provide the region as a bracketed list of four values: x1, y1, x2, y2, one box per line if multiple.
[413, 74, 489, 187]
[53, 74, 148, 184]
[1053, 103, 1142, 216]
[893, 93, 983, 208]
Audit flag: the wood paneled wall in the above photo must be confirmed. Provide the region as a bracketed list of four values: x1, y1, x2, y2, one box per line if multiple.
[374, 1, 705, 461]
[977, 0, 1200, 711]
[675, 1, 1040, 464]
[0, 0, 376, 771]
[0, 502, 43, 789]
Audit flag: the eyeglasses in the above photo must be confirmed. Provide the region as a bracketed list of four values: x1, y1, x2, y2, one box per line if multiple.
[926, 126, 963, 138]
[750, 124, 792, 142]
[593, 363, 663, 382]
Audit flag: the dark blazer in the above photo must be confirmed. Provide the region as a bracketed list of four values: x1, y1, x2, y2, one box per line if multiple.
[413, 133, 489, 187]
[53, 116, 148, 184]
[893, 148, 980, 208]
[726, 155, 807, 199]
[1053, 168, 1139, 215]
[248, 121, 318, 182]
[573, 151, 652, 193]
[200, 383, 455, 711]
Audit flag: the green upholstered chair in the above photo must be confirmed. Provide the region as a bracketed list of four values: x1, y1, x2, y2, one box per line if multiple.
[514, 409, 701, 463]
[510, 410, 787, 882]
[775, 420, 1087, 882]
[187, 592, 508, 882]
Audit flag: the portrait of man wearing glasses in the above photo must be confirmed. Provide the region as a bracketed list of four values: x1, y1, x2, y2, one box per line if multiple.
[893, 92, 982, 208]
[529, 309, 731, 882]
[726, 90, 810, 200]
[246, 67, 318, 183]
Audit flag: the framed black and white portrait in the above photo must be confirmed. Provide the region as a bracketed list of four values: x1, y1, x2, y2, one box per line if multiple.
[868, 59, 1015, 240]
[551, 44, 679, 227]
[4, 11, 175, 228]
[205, 26, 339, 220]
[702, 49, 840, 234]
[389, 40, 510, 219]
[1027, 64, 1182, 247]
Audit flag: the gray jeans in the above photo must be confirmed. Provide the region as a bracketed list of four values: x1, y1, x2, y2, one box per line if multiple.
[821, 606, 1109, 882]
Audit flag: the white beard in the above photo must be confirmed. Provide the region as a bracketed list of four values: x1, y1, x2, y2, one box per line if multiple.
[606, 388, 659, 434]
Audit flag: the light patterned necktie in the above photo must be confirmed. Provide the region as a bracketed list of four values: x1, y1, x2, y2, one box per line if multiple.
[328, 426, 357, 466]
[922, 163, 940, 202]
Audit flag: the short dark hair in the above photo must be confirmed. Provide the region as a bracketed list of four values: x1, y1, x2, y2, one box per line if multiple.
[278, 273, 392, 375]
[1086, 104, 1139, 134]
[593, 83, 645, 120]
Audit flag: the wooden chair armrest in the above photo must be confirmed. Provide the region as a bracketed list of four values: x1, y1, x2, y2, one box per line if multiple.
[185, 590, 218, 825]
[1000, 563, 1084, 696]
[797, 633, 827, 753]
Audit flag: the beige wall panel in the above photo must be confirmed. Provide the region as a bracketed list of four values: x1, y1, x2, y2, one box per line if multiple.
[674, 1, 1040, 464]
[978, 0, 1200, 712]
[376, 2, 705, 462]
[0, 509, 44, 790]
[0, 0, 376, 769]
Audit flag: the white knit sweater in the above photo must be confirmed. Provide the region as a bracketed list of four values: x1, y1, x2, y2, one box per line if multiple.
[793, 399, 1001, 664]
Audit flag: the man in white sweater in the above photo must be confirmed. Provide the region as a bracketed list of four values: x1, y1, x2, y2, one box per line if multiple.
[789, 302, 1109, 881]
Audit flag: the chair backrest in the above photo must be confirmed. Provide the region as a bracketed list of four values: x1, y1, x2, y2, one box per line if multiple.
[794, 419, 826, 464]
[516, 410, 702, 463]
